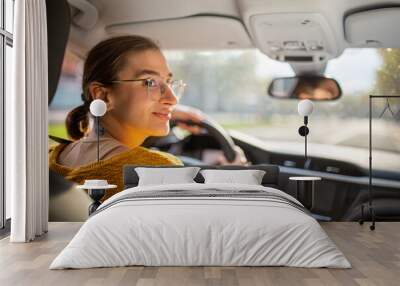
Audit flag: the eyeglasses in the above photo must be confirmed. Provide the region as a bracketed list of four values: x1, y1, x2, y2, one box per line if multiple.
[106, 77, 186, 101]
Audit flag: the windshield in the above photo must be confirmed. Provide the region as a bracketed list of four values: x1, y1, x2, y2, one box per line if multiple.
[49, 48, 400, 172]
[164, 48, 400, 172]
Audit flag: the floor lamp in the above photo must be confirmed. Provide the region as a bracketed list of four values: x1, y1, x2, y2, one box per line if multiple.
[359, 95, 400, 231]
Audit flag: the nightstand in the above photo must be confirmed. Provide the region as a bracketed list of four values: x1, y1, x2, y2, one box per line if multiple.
[289, 176, 322, 211]
[77, 180, 117, 215]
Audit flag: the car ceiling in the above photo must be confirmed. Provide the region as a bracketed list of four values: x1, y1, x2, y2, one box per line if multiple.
[65, 0, 400, 75]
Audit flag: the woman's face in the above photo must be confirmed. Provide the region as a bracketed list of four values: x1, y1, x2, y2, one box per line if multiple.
[106, 49, 178, 137]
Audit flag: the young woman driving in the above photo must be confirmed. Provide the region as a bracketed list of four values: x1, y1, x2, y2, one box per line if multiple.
[49, 35, 247, 201]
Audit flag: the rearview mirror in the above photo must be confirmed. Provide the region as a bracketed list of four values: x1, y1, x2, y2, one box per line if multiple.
[268, 76, 342, 101]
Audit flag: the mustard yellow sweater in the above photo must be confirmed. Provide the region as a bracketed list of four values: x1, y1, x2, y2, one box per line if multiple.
[49, 143, 183, 201]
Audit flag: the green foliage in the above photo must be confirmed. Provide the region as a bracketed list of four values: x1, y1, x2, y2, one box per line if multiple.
[48, 123, 68, 139]
[167, 50, 269, 114]
[375, 49, 400, 95]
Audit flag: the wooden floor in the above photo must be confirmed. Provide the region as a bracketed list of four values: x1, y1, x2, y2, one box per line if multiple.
[0, 222, 399, 286]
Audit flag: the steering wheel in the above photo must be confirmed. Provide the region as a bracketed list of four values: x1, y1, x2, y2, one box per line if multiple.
[143, 118, 237, 163]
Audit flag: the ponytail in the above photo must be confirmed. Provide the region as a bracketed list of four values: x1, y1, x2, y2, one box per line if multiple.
[65, 101, 90, 140]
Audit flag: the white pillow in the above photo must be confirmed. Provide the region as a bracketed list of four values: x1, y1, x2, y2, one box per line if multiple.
[200, 169, 266, 185]
[135, 167, 200, 186]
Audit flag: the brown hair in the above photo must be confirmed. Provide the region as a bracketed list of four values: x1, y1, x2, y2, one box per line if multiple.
[65, 35, 160, 140]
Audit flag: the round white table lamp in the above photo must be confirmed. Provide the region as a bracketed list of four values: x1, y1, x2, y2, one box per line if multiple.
[89, 99, 107, 162]
[298, 99, 314, 117]
[90, 99, 107, 117]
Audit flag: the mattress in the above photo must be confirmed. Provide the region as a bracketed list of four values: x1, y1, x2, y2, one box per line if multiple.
[50, 183, 351, 269]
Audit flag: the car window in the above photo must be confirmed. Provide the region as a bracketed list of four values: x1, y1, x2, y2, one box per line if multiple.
[164, 48, 400, 172]
[49, 49, 83, 140]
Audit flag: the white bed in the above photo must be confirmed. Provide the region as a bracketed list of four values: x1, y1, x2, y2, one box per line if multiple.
[50, 183, 351, 269]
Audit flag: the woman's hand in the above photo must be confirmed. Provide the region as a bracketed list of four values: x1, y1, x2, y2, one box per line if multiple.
[216, 145, 249, 166]
[172, 104, 249, 165]
[171, 104, 206, 134]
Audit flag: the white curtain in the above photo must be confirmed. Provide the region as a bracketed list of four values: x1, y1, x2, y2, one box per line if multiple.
[8, 0, 49, 242]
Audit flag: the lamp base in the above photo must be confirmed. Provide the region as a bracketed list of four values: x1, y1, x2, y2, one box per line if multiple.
[88, 188, 105, 215]
[298, 125, 309, 136]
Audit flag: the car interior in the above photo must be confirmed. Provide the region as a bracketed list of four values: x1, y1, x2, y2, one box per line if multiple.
[47, 0, 400, 223]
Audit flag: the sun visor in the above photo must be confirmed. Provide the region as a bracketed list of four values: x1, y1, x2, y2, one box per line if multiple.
[105, 16, 252, 50]
[344, 7, 400, 47]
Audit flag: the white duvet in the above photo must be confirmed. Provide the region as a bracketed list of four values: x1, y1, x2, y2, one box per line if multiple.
[50, 183, 351, 269]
